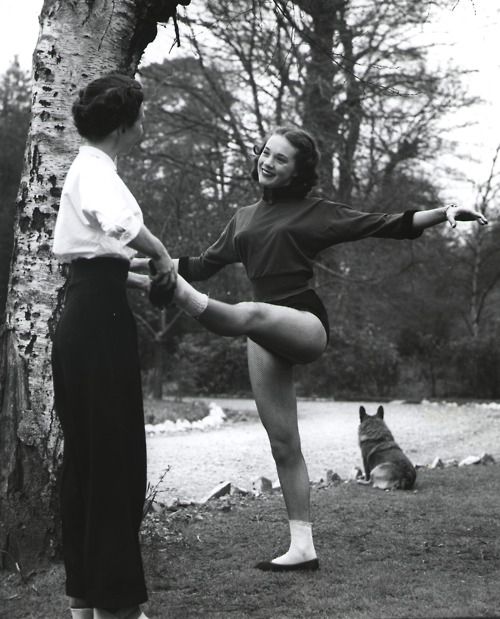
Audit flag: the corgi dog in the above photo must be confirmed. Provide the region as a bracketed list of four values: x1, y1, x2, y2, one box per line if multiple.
[358, 405, 416, 490]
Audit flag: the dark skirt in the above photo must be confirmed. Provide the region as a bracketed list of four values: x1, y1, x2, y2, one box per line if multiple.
[51, 257, 147, 607]
[267, 289, 330, 343]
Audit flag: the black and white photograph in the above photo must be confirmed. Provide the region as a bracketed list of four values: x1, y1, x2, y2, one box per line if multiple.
[0, 1, 499, 617]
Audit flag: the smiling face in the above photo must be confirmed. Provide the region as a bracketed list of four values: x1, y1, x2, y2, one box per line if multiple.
[257, 134, 298, 189]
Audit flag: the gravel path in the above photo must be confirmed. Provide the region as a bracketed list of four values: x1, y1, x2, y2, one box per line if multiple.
[146, 399, 500, 504]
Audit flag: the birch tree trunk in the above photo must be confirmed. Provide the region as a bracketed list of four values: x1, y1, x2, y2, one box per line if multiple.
[0, 0, 186, 569]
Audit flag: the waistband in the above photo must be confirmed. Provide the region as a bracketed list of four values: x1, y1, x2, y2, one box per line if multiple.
[68, 257, 130, 285]
[250, 272, 311, 302]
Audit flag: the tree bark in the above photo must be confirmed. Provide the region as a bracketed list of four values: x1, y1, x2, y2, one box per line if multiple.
[0, 0, 186, 568]
[295, 0, 338, 196]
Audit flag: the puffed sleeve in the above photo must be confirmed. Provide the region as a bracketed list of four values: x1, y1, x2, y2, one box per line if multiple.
[321, 202, 422, 247]
[78, 164, 143, 245]
[178, 215, 240, 282]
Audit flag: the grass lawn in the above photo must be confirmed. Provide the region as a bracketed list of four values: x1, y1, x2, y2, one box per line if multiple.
[2, 464, 499, 618]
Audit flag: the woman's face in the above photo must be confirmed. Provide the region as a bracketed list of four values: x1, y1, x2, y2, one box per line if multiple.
[117, 104, 144, 153]
[257, 134, 298, 189]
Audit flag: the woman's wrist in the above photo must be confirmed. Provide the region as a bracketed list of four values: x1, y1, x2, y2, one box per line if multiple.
[442, 204, 455, 222]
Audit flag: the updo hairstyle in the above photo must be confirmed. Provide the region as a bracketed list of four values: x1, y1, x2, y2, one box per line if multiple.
[72, 73, 144, 141]
[251, 126, 320, 197]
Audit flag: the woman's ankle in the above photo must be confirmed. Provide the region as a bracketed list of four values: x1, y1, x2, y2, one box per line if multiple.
[70, 597, 91, 609]
[94, 606, 144, 619]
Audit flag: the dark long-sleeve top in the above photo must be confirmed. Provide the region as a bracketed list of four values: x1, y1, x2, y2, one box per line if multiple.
[178, 195, 422, 302]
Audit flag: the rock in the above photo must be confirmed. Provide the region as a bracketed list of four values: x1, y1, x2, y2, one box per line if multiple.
[480, 452, 496, 465]
[166, 498, 180, 511]
[150, 500, 165, 513]
[252, 476, 273, 494]
[430, 457, 444, 469]
[271, 478, 281, 491]
[349, 466, 363, 481]
[201, 481, 232, 503]
[326, 470, 342, 484]
[459, 455, 482, 467]
[230, 484, 250, 496]
[177, 499, 196, 508]
[443, 459, 458, 468]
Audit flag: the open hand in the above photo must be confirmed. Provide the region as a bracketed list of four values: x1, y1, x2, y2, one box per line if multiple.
[445, 204, 488, 228]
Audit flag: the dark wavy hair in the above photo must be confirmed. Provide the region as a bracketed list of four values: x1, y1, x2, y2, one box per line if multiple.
[251, 126, 320, 198]
[72, 73, 144, 141]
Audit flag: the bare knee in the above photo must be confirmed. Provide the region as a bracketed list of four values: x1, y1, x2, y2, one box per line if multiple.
[269, 433, 302, 466]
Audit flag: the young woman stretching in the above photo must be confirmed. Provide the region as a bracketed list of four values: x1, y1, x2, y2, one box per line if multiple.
[150, 127, 487, 571]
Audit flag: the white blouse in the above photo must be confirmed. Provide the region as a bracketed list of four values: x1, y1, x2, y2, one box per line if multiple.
[53, 145, 143, 262]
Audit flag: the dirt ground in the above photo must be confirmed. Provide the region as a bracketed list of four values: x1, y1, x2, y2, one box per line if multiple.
[146, 399, 500, 504]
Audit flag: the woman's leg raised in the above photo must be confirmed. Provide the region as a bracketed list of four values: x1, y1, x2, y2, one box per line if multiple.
[247, 339, 317, 569]
[173, 276, 327, 363]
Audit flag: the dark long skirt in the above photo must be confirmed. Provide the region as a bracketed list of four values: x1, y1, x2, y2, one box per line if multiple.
[51, 257, 147, 608]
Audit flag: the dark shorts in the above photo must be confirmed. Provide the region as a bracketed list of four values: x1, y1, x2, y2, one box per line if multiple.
[266, 289, 330, 343]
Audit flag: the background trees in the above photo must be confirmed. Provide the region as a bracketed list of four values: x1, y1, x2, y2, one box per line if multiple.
[117, 0, 500, 399]
[0, 58, 31, 320]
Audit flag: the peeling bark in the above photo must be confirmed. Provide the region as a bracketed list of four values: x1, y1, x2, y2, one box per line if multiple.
[0, 0, 188, 568]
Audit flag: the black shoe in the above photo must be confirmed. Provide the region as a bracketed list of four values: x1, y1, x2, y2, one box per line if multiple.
[255, 558, 319, 572]
[149, 279, 176, 308]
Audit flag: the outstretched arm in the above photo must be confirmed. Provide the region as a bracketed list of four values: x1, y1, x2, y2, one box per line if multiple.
[412, 204, 488, 231]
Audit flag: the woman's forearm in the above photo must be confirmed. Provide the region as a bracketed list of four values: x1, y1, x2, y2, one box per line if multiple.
[128, 225, 169, 260]
[128, 224, 176, 286]
[127, 272, 150, 290]
[129, 257, 150, 272]
[412, 207, 448, 231]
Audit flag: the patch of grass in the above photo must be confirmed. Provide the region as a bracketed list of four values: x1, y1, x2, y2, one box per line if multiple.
[143, 398, 256, 425]
[2, 465, 499, 618]
[143, 398, 210, 425]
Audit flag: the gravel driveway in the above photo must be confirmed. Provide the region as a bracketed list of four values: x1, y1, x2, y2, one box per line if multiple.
[146, 399, 500, 504]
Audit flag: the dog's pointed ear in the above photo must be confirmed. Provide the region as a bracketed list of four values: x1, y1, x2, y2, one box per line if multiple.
[376, 405, 384, 419]
[359, 406, 367, 421]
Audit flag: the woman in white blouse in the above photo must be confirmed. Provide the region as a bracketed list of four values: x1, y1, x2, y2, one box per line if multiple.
[52, 74, 174, 619]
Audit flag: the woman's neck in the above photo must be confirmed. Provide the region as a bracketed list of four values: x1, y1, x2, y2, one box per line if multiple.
[86, 136, 119, 161]
[262, 185, 301, 203]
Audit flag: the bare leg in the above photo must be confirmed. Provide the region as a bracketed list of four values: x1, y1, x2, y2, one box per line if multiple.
[173, 273, 327, 362]
[247, 339, 317, 565]
[199, 298, 327, 364]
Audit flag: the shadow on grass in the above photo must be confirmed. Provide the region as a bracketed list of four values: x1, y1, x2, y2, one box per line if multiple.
[1, 466, 499, 618]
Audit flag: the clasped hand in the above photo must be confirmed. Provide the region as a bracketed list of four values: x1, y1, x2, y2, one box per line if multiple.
[149, 254, 177, 308]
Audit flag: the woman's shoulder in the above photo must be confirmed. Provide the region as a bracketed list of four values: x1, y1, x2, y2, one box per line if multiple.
[235, 200, 262, 216]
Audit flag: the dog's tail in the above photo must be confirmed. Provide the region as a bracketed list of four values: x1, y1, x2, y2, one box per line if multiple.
[370, 462, 416, 490]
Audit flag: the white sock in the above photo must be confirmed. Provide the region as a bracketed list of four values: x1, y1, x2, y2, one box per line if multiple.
[94, 607, 147, 619]
[70, 609, 93, 619]
[271, 520, 317, 565]
[173, 275, 209, 318]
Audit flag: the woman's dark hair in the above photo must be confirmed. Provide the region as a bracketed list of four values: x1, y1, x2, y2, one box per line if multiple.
[72, 73, 143, 141]
[251, 126, 320, 198]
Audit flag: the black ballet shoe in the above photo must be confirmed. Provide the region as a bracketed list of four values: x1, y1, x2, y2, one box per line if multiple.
[148, 260, 176, 308]
[255, 558, 319, 572]
[149, 279, 176, 308]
